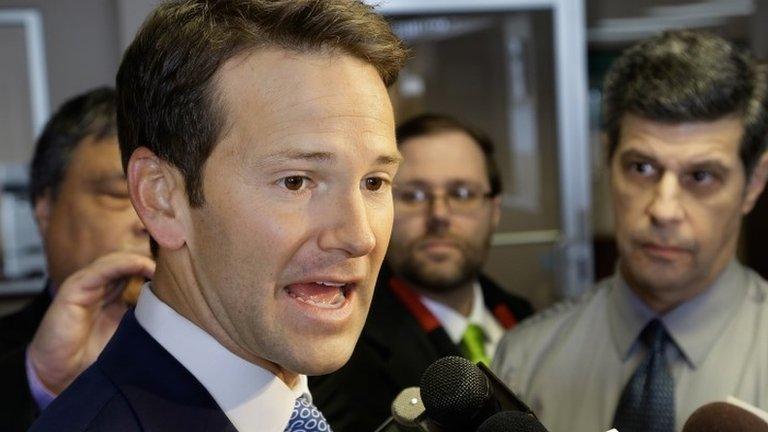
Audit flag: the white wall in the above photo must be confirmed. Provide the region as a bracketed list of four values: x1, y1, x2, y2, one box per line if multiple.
[0, 0, 121, 110]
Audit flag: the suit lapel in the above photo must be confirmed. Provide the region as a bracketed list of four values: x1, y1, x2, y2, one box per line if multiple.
[98, 312, 237, 432]
[362, 277, 461, 391]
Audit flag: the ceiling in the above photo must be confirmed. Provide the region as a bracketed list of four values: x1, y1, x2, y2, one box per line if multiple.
[586, 0, 759, 48]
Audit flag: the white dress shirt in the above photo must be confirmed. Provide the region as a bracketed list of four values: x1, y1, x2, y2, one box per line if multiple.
[135, 285, 309, 432]
[419, 281, 505, 357]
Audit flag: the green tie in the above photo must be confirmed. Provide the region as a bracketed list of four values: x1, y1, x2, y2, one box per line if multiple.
[460, 323, 489, 365]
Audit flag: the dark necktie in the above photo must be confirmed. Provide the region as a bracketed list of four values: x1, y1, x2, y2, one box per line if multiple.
[612, 318, 675, 432]
[284, 396, 333, 432]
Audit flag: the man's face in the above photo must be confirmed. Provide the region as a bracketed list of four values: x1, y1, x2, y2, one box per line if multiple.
[386, 130, 501, 293]
[611, 114, 760, 303]
[38, 136, 150, 287]
[184, 50, 398, 376]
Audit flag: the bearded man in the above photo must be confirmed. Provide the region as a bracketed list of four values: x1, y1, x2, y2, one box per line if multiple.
[310, 113, 533, 432]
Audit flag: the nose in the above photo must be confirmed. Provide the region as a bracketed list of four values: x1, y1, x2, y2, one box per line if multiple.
[318, 190, 377, 257]
[426, 192, 451, 234]
[647, 172, 684, 226]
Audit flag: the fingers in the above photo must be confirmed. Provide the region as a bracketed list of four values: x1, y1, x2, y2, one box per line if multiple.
[28, 252, 155, 394]
[55, 252, 156, 308]
[102, 275, 146, 307]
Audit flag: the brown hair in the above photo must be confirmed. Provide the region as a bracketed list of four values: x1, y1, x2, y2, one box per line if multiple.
[117, 0, 407, 207]
[396, 113, 503, 197]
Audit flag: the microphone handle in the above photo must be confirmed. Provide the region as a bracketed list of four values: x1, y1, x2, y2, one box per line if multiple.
[477, 362, 537, 417]
[373, 417, 430, 432]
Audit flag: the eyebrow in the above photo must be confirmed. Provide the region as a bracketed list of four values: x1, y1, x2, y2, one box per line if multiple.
[376, 153, 403, 166]
[685, 160, 730, 174]
[261, 150, 403, 166]
[269, 151, 334, 163]
[619, 149, 731, 172]
[618, 149, 658, 163]
[89, 171, 127, 183]
[397, 179, 486, 188]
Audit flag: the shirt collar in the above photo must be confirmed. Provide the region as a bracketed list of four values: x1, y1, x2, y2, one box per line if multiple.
[419, 281, 501, 345]
[608, 260, 749, 368]
[135, 285, 308, 432]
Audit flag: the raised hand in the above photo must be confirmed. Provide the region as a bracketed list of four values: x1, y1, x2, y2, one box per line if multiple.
[27, 252, 155, 394]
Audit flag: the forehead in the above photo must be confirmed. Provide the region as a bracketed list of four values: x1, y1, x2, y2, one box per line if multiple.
[66, 135, 123, 178]
[397, 130, 488, 184]
[213, 48, 394, 158]
[615, 114, 744, 166]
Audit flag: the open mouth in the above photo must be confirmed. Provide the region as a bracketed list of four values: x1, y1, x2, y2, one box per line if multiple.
[284, 281, 353, 309]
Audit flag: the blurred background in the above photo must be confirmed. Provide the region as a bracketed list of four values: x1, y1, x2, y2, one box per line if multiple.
[0, 0, 766, 315]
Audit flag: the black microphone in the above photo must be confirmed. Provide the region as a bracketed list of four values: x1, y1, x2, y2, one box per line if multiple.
[682, 402, 768, 432]
[419, 356, 540, 432]
[477, 411, 548, 432]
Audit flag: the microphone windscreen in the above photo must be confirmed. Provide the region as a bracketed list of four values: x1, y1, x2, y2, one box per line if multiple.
[391, 387, 425, 426]
[683, 402, 768, 432]
[477, 411, 548, 432]
[419, 356, 492, 428]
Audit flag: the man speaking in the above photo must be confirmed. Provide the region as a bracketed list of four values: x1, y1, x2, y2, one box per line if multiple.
[31, 1, 406, 430]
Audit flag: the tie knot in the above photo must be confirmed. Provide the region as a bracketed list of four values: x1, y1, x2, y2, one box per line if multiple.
[640, 319, 668, 351]
[460, 323, 489, 365]
[285, 396, 332, 432]
[463, 323, 486, 342]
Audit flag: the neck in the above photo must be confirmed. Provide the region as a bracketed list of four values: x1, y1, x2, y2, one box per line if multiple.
[619, 256, 732, 315]
[414, 280, 476, 317]
[151, 253, 299, 388]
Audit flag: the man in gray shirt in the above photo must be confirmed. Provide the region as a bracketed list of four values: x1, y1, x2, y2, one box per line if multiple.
[493, 30, 768, 432]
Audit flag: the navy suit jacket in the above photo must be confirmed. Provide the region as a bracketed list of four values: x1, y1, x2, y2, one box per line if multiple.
[0, 289, 50, 431]
[30, 311, 237, 432]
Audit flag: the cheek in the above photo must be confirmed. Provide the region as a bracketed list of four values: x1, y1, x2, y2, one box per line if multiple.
[686, 199, 741, 244]
[373, 209, 394, 255]
[390, 217, 423, 246]
[611, 182, 649, 224]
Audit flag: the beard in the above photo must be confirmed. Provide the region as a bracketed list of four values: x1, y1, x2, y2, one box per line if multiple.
[388, 233, 490, 294]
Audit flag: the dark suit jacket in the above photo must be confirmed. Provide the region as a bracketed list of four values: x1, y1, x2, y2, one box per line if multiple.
[29, 311, 237, 432]
[309, 270, 533, 432]
[0, 289, 51, 431]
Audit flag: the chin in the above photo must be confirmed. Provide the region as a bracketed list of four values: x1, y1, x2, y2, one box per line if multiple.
[628, 263, 692, 292]
[282, 330, 360, 376]
[293, 345, 355, 376]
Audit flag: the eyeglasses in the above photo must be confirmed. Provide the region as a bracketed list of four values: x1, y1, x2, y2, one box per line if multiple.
[393, 184, 494, 214]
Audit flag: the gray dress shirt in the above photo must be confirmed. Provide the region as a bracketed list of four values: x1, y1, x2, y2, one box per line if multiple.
[492, 260, 768, 432]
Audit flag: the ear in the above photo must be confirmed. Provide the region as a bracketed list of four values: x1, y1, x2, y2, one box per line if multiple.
[33, 189, 52, 235]
[490, 195, 502, 230]
[128, 147, 187, 250]
[742, 151, 768, 215]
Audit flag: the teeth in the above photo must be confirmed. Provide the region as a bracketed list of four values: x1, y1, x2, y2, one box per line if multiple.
[288, 287, 346, 309]
[317, 281, 346, 287]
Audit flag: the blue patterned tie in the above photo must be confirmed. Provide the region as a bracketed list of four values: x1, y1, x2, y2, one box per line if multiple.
[284, 396, 333, 432]
[613, 319, 675, 432]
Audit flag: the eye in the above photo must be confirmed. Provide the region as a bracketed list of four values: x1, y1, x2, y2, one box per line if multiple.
[280, 176, 309, 191]
[630, 161, 655, 175]
[100, 189, 130, 200]
[683, 169, 720, 191]
[449, 186, 479, 201]
[364, 177, 385, 191]
[690, 170, 713, 183]
[394, 188, 427, 203]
